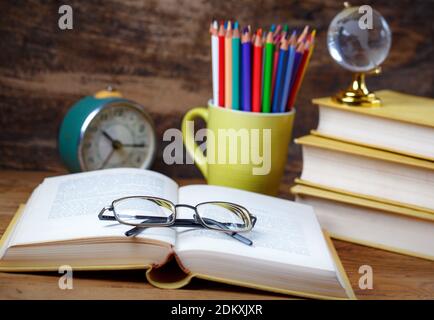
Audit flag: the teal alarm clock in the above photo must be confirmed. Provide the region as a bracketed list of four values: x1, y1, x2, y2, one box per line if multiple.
[59, 87, 157, 172]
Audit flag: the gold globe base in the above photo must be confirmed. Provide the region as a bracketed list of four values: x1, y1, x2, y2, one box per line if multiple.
[333, 73, 381, 107]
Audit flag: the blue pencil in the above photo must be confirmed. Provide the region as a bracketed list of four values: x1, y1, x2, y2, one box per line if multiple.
[280, 35, 297, 112]
[241, 28, 252, 111]
[271, 40, 289, 113]
[286, 43, 304, 110]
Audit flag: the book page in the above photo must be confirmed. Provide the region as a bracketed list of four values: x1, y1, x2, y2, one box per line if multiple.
[9, 168, 179, 247]
[176, 185, 336, 272]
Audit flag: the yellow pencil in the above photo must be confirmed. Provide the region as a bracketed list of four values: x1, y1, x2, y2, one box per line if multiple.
[225, 21, 233, 108]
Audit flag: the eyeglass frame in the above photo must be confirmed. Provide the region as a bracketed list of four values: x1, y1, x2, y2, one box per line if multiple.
[98, 196, 257, 246]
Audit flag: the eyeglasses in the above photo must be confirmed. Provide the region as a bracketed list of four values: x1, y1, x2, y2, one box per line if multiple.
[98, 196, 257, 246]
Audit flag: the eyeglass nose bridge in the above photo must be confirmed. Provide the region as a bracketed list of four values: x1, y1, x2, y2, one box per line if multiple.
[174, 204, 201, 222]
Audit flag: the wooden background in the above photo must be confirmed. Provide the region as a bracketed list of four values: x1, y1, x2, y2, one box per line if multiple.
[0, 0, 433, 178]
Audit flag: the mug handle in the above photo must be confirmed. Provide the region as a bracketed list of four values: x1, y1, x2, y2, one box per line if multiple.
[181, 107, 208, 179]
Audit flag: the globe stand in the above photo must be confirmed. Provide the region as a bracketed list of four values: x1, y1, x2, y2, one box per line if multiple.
[333, 73, 381, 107]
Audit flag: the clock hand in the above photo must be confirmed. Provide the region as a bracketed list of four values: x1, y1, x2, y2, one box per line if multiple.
[102, 131, 124, 150]
[102, 131, 115, 142]
[99, 149, 115, 170]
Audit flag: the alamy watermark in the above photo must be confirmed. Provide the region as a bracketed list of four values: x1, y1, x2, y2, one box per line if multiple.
[358, 265, 373, 290]
[358, 5, 373, 30]
[58, 265, 73, 290]
[58, 5, 73, 30]
[163, 122, 272, 175]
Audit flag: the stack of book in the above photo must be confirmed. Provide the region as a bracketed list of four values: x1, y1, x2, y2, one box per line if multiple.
[291, 90, 434, 260]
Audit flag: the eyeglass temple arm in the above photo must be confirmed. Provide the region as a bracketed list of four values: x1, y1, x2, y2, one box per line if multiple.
[98, 206, 116, 221]
[121, 216, 248, 228]
[125, 218, 253, 246]
[199, 217, 253, 246]
[98, 207, 162, 222]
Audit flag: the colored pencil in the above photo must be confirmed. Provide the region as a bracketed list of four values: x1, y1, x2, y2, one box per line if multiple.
[261, 31, 274, 113]
[252, 29, 263, 113]
[210, 21, 219, 106]
[281, 24, 289, 39]
[285, 41, 305, 111]
[270, 25, 286, 105]
[287, 30, 316, 109]
[280, 31, 297, 113]
[272, 38, 289, 113]
[297, 25, 309, 44]
[273, 24, 282, 38]
[241, 28, 252, 112]
[218, 22, 225, 107]
[232, 22, 240, 110]
[261, 34, 265, 109]
[225, 21, 233, 108]
[270, 36, 280, 105]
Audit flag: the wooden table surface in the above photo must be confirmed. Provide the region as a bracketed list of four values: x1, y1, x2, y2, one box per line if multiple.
[0, 170, 433, 300]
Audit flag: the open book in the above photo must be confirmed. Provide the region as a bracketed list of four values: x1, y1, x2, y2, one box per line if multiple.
[0, 168, 355, 299]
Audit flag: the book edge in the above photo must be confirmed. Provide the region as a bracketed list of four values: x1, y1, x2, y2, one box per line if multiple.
[312, 90, 434, 128]
[329, 233, 434, 262]
[323, 230, 357, 300]
[294, 178, 434, 215]
[0, 204, 25, 262]
[291, 183, 434, 220]
[311, 130, 434, 162]
[294, 135, 434, 171]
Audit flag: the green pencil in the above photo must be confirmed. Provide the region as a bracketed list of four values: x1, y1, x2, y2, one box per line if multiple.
[262, 31, 274, 113]
[232, 22, 240, 110]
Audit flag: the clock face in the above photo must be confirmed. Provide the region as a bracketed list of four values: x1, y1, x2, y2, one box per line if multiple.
[80, 103, 156, 171]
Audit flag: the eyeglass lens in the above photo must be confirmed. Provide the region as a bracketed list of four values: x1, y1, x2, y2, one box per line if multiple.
[196, 202, 248, 232]
[113, 197, 174, 225]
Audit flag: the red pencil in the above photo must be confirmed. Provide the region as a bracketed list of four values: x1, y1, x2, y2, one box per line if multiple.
[218, 22, 225, 107]
[271, 47, 280, 105]
[252, 29, 263, 112]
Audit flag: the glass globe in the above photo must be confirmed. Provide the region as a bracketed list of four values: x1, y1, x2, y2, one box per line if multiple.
[327, 6, 392, 73]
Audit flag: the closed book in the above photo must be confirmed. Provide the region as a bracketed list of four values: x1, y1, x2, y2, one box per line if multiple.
[295, 135, 434, 212]
[291, 183, 434, 261]
[312, 90, 434, 161]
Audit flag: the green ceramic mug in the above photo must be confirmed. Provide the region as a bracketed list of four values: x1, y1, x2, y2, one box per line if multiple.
[181, 100, 295, 195]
